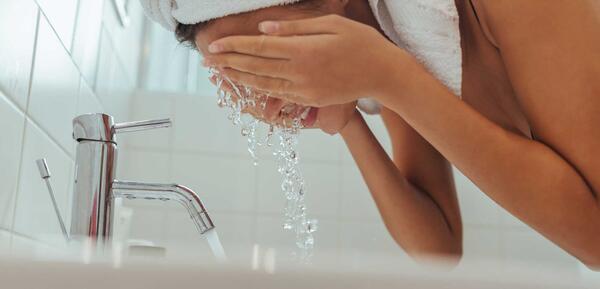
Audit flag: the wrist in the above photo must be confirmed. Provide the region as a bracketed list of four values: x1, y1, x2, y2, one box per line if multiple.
[371, 49, 423, 107]
[339, 109, 365, 139]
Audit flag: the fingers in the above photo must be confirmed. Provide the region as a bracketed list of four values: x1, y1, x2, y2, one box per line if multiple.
[211, 72, 294, 121]
[220, 68, 295, 96]
[203, 53, 291, 79]
[213, 68, 316, 106]
[210, 74, 240, 103]
[258, 14, 345, 36]
[208, 35, 292, 59]
[264, 98, 285, 121]
[210, 75, 232, 93]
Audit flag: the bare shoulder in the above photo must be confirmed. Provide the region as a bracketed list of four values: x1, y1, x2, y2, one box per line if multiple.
[469, 0, 600, 137]
[472, 0, 600, 195]
[471, 0, 600, 45]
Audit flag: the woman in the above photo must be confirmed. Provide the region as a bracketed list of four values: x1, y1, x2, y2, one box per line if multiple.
[141, 0, 600, 267]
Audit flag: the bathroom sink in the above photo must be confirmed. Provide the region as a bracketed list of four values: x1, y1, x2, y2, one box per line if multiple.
[0, 242, 596, 289]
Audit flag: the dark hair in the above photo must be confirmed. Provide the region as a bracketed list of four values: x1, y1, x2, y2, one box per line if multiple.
[175, 0, 326, 50]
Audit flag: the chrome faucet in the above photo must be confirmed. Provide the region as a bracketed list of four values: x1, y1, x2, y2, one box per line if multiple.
[63, 113, 214, 249]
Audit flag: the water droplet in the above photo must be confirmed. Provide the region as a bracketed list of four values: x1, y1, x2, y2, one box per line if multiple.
[217, 97, 226, 108]
[306, 219, 318, 233]
[241, 127, 250, 136]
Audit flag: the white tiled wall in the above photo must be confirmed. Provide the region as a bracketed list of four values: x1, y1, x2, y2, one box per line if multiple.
[71, 0, 105, 88]
[0, 92, 25, 230]
[35, 0, 79, 50]
[28, 16, 81, 156]
[0, 1, 38, 110]
[0, 0, 144, 250]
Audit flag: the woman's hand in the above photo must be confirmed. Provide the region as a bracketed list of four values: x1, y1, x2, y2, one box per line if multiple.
[209, 74, 356, 135]
[315, 103, 358, 135]
[209, 75, 283, 123]
[203, 15, 407, 107]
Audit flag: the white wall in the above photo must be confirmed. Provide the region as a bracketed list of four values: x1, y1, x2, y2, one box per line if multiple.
[0, 0, 145, 253]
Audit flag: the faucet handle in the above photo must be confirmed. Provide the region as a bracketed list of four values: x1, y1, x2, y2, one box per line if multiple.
[113, 118, 172, 134]
[73, 114, 172, 142]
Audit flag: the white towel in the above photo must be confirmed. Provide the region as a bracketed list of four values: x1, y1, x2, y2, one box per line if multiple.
[368, 0, 462, 97]
[358, 0, 461, 114]
[139, 0, 303, 31]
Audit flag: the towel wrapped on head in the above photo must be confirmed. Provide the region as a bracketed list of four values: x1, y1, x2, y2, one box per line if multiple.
[139, 0, 304, 31]
[138, 0, 463, 115]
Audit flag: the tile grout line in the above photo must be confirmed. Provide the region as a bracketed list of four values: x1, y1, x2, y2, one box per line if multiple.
[92, 25, 107, 97]
[98, 22, 135, 88]
[36, 0, 104, 115]
[0, 88, 26, 117]
[23, 114, 76, 161]
[9, 7, 42, 251]
[35, 1, 74, 58]
[69, 0, 82, 54]
[90, 24, 105, 92]
[135, 17, 151, 89]
[16, 4, 80, 160]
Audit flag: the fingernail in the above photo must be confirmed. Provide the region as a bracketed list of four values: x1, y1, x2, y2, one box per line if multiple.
[208, 43, 222, 53]
[259, 21, 278, 33]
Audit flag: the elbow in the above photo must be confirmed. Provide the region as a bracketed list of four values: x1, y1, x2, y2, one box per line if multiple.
[412, 248, 463, 269]
[580, 254, 600, 272]
[572, 238, 600, 271]
[577, 206, 600, 271]
[387, 223, 464, 268]
[583, 263, 600, 272]
[404, 240, 464, 268]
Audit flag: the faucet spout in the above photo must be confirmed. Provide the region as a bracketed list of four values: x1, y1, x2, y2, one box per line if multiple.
[112, 181, 215, 235]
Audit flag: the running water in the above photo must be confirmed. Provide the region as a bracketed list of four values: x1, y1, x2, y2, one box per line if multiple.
[210, 68, 318, 257]
[205, 229, 227, 263]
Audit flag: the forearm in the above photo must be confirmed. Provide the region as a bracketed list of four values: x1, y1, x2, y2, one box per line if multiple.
[340, 111, 461, 259]
[377, 59, 600, 266]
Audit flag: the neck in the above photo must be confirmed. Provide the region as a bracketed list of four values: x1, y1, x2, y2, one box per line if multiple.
[345, 0, 380, 30]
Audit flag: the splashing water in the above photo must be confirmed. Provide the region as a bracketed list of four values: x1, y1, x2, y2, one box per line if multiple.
[210, 68, 318, 256]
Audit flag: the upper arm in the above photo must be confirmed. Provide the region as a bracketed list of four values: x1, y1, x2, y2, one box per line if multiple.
[476, 0, 600, 198]
[380, 107, 461, 230]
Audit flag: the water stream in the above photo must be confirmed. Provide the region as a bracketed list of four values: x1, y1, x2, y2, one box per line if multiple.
[210, 69, 318, 258]
[205, 229, 227, 263]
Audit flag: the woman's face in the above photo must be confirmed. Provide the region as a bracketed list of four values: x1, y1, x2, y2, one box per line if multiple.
[194, 4, 357, 134]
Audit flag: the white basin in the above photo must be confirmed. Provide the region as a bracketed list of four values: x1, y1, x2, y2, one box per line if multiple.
[0, 239, 597, 289]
